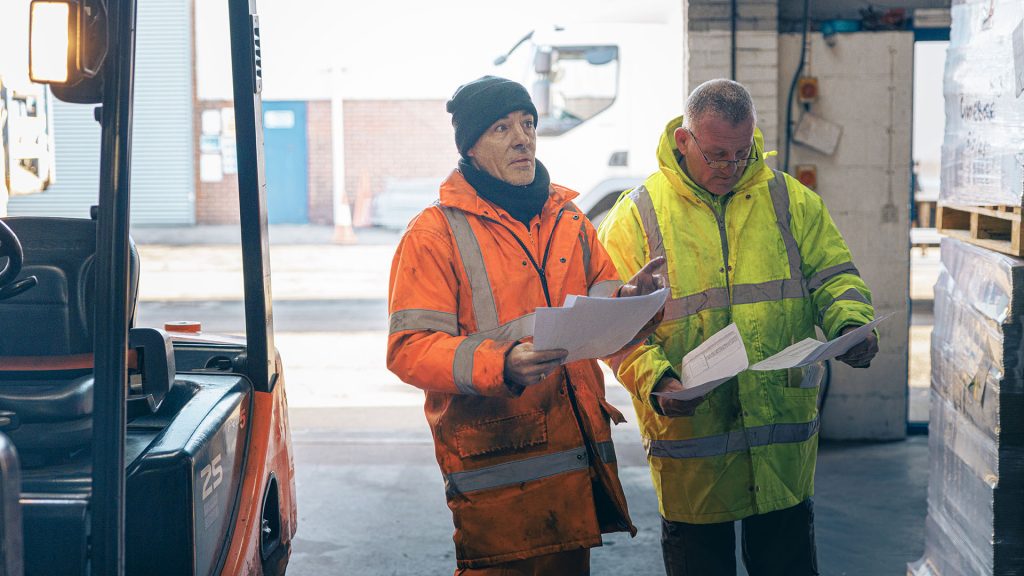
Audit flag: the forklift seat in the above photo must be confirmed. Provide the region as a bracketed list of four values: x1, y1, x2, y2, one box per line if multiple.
[0, 216, 140, 451]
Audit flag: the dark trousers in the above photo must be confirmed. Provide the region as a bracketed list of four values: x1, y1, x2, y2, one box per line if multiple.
[455, 549, 590, 576]
[661, 500, 819, 576]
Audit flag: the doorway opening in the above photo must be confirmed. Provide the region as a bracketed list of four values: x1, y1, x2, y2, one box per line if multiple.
[908, 37, 949, 429]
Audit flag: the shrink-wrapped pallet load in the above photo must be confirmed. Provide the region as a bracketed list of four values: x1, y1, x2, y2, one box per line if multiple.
[909, 238, 1024, 575]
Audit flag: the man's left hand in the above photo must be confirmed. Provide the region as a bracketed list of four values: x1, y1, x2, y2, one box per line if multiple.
[619, 256, 666, 298]
[836, 325, 879, 368]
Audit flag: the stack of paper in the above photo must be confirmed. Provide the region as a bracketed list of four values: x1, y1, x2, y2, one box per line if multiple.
[655, 314, 890, 401]
[533, 287, 669, 363]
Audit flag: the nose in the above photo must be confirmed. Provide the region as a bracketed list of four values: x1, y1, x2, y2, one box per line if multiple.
[510, 123, 532, 147]
[717, 162, 740, 175]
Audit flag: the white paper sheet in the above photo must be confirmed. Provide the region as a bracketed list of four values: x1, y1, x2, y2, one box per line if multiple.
[655, 323, 748, 401]
[652, 313, 890, 401]
[750, 313, 892, 371]
[533, 287, 669, 363]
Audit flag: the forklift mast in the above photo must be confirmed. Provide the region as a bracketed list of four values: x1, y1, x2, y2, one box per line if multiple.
[87, 0, 277, 574]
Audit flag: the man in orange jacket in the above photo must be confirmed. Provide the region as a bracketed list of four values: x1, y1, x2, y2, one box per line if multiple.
[387, 76, 664, 575]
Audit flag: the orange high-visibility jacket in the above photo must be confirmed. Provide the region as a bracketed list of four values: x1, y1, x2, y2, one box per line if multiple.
[387, 169, 636, 568]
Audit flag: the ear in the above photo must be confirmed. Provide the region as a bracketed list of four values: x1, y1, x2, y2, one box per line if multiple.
[673, 127, 688, 153]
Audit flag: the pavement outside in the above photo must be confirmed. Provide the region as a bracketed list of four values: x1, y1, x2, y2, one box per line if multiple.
[130, 224, 936, 575]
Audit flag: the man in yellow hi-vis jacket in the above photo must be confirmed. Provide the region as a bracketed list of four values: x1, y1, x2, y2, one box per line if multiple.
[597, 79, 878, 576]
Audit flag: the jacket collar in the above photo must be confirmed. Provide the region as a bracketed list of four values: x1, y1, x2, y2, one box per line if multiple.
[439, 167, 579, 221]
[656, 115, 774, 205]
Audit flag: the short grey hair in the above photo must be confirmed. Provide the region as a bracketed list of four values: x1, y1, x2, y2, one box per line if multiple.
[683, 79, 756, 128]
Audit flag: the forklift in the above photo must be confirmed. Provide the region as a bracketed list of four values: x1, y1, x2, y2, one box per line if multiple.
[0, 0, 297, 574]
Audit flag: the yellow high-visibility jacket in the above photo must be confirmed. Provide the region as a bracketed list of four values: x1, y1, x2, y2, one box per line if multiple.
[597, 116, 874, 524]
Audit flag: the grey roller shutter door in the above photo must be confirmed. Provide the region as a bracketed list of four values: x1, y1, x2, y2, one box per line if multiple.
[9, 0, 194, 224]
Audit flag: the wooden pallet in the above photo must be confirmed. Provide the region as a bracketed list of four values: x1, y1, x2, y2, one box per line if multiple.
[936, 204, 1024, 257]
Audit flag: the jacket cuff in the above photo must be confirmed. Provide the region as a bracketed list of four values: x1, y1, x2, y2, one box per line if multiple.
[648, 366, 678, 416]
[472, 339, 522, 397]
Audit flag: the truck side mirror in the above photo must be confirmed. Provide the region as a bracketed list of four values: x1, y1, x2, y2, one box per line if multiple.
[128, 327, 175, 413]
[533, 48, 552, 74]
[531, 80, 551, 118]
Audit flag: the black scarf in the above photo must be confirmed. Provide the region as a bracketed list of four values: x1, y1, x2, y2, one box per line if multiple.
[459, 158, 551, 229]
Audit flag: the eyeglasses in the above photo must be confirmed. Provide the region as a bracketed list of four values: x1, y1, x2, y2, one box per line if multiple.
[686, 129, 758, 171]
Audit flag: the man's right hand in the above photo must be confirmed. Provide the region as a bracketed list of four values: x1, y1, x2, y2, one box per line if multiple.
[652, 375, 706, 417]
[504, 342, 568, 389]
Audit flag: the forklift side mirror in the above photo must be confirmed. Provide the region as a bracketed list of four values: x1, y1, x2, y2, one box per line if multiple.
[128, 327, 175, 413]
[28, 0, 107, 104]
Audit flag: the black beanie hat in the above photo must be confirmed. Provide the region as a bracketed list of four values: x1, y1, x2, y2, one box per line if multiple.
[446, 76, 539, 158]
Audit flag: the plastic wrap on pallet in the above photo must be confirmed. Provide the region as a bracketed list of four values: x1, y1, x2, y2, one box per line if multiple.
[940, 0, 1024, 206]
[911, 238, 1024, 575]
[931, 239, 1024, 441]
[914, 392, 998, 576]
[914, 392, 1024, 576]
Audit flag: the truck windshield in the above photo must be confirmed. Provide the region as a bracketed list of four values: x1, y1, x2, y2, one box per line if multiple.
[535, 45, 618, 136]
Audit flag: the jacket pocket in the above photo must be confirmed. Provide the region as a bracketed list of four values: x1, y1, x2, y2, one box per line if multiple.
[455, 410, 548, 459]
[598, 397, 627, 425]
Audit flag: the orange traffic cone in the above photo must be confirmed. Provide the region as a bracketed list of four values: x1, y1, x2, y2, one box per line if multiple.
[353, 170, 373, 228]
[333, 186, 357, 244]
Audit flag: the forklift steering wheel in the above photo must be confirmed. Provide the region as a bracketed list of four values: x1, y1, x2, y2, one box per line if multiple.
[0, 220, 37, 301]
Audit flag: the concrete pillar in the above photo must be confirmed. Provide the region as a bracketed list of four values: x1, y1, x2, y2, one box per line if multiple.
[779, 32, 913, 440]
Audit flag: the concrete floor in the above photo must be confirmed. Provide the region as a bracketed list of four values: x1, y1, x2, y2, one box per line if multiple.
[286, 405, 928, 576]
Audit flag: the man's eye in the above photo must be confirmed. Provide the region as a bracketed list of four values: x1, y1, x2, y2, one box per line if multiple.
[495, 124, 508, 132]
[524, 121, 535, 130]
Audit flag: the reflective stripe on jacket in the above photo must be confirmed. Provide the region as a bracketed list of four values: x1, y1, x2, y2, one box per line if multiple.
[597, 115, 874, 524]
[387, 169, 636, 568]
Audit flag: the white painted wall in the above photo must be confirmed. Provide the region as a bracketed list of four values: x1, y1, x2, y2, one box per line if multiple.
[779, 31, 912, 440]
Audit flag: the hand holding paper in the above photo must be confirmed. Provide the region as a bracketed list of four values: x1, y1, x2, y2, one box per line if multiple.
[749, 313, 891, 371]
[654, 323, 748, 401]
[654, 314, 890, 403]
[652, 375, 709, 416]
[533, 287, 669, 363]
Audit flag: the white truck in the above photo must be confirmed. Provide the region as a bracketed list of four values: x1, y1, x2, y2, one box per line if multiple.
[493, 14, 684, 224]
[0, 0, 57, 215]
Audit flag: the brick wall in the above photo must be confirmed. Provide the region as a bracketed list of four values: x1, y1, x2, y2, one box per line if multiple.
[195, 100, 240, 224]
[195, 98, 455, 225]
[684, 0, 780, 153]
[343, 99, 457, 226]
[306, 100, 334, 225]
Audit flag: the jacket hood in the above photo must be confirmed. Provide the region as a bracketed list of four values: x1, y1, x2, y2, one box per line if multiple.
[656, 115, 774, 201]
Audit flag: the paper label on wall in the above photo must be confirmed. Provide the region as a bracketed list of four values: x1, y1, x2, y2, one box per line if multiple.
[199, 153, 223, 182]
[792, 111, 843, 156]
[201, 109, 222, 135]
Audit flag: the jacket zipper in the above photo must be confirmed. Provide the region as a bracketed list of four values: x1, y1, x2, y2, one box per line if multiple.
[482, 209, 563, 306]
[483, 207, 630, 529]
[698, 195, 732, 298]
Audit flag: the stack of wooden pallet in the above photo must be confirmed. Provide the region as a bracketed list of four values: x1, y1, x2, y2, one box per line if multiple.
[936, 205, 1023, 258]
